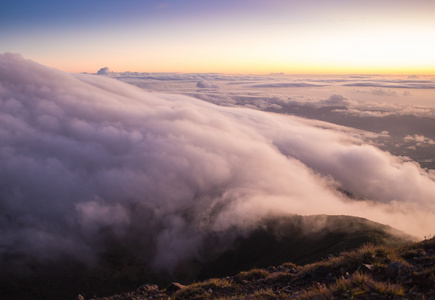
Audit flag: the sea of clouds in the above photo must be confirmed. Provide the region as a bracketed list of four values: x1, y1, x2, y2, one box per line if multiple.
[113, 70, 435, 170]
[1, 54, 435, 275]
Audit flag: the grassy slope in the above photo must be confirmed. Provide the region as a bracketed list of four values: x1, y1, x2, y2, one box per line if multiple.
[0, 215, 417, 299]
[95, 236, 435, 300]
[196, 215, 412, 280]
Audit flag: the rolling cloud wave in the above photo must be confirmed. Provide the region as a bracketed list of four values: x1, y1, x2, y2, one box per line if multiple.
[1, 53, 435, 274]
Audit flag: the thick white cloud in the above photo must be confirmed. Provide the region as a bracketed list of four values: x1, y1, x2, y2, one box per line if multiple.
[1, 53, 435, 273]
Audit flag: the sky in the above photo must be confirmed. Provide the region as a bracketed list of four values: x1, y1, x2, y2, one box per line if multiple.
[1, 0, 435, 74]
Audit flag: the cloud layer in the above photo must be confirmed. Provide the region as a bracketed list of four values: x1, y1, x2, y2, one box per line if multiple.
[113, 71, 435, 169]
[1, 54, 435, 275]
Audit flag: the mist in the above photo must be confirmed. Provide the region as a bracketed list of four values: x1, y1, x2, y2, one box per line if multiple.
[1, 53, 435, 276]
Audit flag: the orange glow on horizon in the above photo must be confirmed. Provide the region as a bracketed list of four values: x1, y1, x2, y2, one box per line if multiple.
[54, 60, 434, 76]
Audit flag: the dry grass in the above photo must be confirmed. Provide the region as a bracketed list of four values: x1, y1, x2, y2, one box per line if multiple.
[300, 243, 406, 276]
[299, 272, 405, 299]
[95, 237, 435, 300]
[235, 268, 270, 281]
[173, 278, 233, 299]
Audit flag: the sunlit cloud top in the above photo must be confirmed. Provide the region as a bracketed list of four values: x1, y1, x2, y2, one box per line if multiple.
[1, 0, 434, 74]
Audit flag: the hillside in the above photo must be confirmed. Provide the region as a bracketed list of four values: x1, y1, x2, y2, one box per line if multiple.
[93, 235, 435, 300]
[1, 214, 415, 300]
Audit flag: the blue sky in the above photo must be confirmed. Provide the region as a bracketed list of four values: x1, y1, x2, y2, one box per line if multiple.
[1, 0, 435, 74]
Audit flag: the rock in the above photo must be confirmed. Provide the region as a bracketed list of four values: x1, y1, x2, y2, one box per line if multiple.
[165, 282, 186, 294]
[356, 263, 377, 274]
[386, 262, 406, 278]
[136, 284, 159, 294]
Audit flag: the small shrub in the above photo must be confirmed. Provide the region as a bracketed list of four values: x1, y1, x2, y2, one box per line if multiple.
[300, 272, 405, 299]
[249, 288, 288, 299]
[173, 284, 209, 299]
[200, 278, 231, 289]
[321, 244, 403, 273]
[281, 262, 298, 269]
[173, 278, 231, 299]
[235, 268, 270, 281]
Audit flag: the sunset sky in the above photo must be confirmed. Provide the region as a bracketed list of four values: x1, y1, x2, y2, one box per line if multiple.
[1, 0, 435, 74]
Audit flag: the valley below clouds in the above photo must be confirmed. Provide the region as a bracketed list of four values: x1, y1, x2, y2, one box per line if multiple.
[1, 54, 435, 291]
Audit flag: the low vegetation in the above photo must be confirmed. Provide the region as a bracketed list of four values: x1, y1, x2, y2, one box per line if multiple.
[93, 236, 435, 299]
[1, 215, 420, 299]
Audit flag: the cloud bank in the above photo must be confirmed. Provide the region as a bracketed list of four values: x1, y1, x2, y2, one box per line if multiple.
[1, 54, 435, 275]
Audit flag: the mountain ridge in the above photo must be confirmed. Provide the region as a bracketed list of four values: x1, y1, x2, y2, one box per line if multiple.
[92, 235, 435, 300]
[0, 214, 415, 300]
